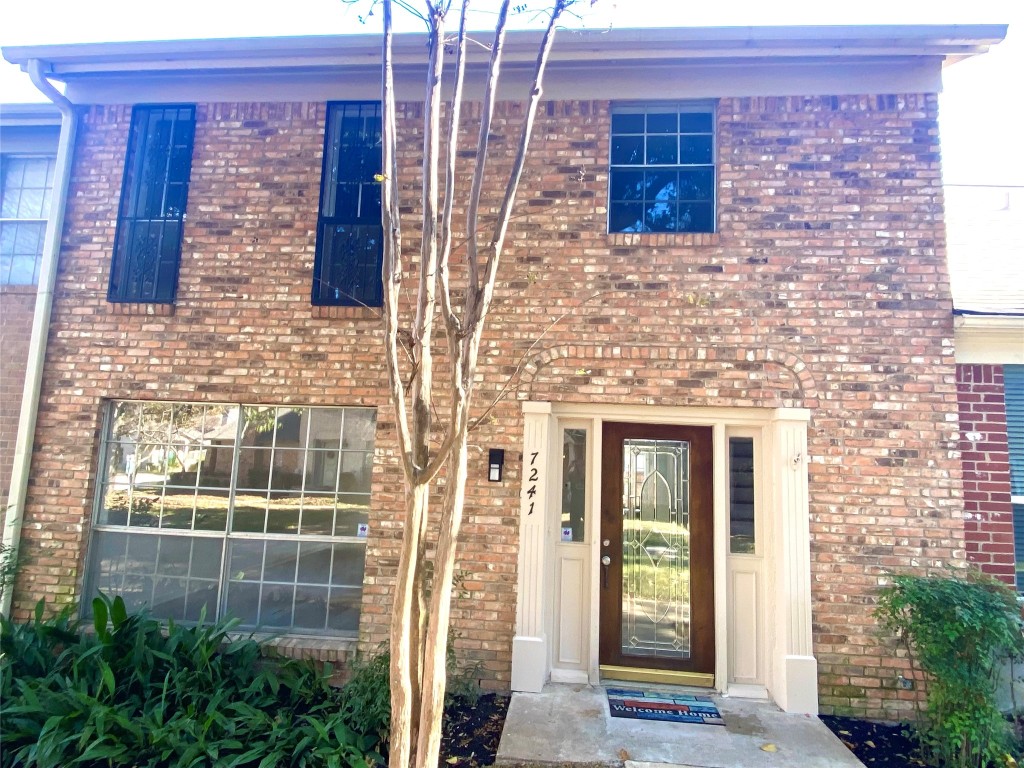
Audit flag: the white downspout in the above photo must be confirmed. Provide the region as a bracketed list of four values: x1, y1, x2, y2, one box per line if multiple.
[1, 61, 77, 618]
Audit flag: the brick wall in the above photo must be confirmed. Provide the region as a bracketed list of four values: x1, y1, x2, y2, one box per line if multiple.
[956, 363, 1015, 583]
[0, 286, 36, 525]
[10, 94, 962, 719]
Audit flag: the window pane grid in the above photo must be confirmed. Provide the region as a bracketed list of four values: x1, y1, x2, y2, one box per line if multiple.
[87, 531, 224, 621]
[224, 539, 364, 632]
[609, 105, 715, 234]
[90, 401, 374, 635]
[0, 155, 55, 285]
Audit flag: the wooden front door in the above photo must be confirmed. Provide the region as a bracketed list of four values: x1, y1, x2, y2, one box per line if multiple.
[599, 422, 715, 680]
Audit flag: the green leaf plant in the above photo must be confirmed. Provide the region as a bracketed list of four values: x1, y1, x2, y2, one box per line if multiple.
[0, 595, 378, 768]
[875, 571, 1024, 768]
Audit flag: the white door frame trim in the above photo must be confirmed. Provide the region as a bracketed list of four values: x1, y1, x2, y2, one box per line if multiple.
[510, 401, 817, 715]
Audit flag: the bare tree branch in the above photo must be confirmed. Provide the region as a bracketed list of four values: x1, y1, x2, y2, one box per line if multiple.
[380, 0, 415, 478]
[408, 4, 447, 477]
[472, 0, 569, 328]
[462, 0, 510, 309]
[437, 0, 469, 338]
[469, 289, 613, 430]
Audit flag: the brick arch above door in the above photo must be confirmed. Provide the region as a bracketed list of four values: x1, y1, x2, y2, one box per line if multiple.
[518, 343, 818, 410]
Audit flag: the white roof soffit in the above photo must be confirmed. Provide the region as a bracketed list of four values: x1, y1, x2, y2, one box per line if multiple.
[0, 103, 62, 126]
[2, 25, 1009, 80]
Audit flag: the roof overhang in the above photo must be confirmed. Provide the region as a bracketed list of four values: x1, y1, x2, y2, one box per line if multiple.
[954, 314, 1024, 365]
[0, 102, 62, 127]
[2, 25, 1008, 82]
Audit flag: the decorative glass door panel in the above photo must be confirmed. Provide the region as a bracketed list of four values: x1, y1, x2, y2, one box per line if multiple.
[600, 423, 714, 676]
[621, 438, 690, 659]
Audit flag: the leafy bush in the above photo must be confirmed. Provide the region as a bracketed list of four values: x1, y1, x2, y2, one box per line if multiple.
[875, 572, 1024, 768]
[341, 646, 394, 746]
[0, 543, 17, 604]
[0, 596, 381, 768]
[340, 631, 483, 753]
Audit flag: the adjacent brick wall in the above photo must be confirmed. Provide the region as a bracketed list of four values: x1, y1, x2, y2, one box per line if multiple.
[10, 93, 962, 719]
[957, 363, 1015, 583]
[0, 286, 36, 525]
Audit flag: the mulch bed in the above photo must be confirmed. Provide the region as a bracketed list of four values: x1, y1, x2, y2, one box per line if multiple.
[821, 715, 926, 767]
[440, 693, 511, 767]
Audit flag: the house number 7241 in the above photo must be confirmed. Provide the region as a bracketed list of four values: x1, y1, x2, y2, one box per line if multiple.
[527, 451, 539, 514]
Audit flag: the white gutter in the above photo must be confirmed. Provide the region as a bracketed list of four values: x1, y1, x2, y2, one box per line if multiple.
[2, 24, 1007, 77]
[1, 61, 77, 618]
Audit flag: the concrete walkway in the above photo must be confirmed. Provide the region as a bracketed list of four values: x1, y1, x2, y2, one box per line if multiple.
[495, 683, 865, 768]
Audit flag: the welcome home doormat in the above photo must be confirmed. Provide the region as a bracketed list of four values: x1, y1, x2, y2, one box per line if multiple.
[606, 688, 725, 726]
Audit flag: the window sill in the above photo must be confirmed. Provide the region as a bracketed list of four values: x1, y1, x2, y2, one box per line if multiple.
[311, 304, 381, 320]
[0, 284, 39, 295]
[607, 232, 720, 247]
[109, 302, 176, 317]
[253, 633, 358, 658]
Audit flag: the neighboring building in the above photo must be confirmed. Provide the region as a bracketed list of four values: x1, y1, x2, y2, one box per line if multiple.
[947, 185, 1024, 587]
[0, 25, 1008, 720]
[0, 104, 61, 521]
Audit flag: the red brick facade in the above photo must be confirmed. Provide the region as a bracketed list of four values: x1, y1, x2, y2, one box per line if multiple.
[10, 93, 963, 720]
[0, 286, 35, 524]
[957, 363, 1015, 583]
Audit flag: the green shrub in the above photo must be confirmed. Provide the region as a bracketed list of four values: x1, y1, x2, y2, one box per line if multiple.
[340, 631, 483, 752]
[341, 646, 394, 746]
[0, 595, 381, 768]
[875, 571, 1024, 768]
[0, 543, 17, 604]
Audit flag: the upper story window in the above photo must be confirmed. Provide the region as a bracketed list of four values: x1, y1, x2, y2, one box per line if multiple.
[0, 155, 56, 285]
[109, 105, 196, 303]
[608, 104, 716, 234]
[313, 102, 383, 307]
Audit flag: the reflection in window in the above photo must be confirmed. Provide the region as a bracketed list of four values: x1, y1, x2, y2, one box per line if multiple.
[728, 438, 756, 554]
[313, 102, 383, 306]
[0, 155, 56, 285]
[560, 429, 587, 542]
[608, 105, 715, 234]
[87, 401, 375, 635]
[108, 105, 196, 303]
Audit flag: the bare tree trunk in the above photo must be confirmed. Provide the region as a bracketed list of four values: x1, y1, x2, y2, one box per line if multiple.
[389, 483, 427, 766]
[379, 1, 574, 765]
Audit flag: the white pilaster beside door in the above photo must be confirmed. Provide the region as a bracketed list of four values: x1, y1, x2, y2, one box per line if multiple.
[768, 409, 817, 714]
[511, 401, 553, 692]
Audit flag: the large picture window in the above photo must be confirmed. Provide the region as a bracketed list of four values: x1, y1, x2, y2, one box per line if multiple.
[108, 105, 196, 303]
[86, 402, 375, 635]
[608, 104, 716, 234]
[313, 102, 383, 307]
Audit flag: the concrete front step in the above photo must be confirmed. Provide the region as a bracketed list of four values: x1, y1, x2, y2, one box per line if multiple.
[495, 683, 865, 768]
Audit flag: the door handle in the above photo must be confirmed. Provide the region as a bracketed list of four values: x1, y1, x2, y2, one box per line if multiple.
[601, 555, 611, 588]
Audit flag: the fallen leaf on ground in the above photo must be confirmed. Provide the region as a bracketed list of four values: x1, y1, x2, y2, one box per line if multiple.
[760, 743, 778, 753]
